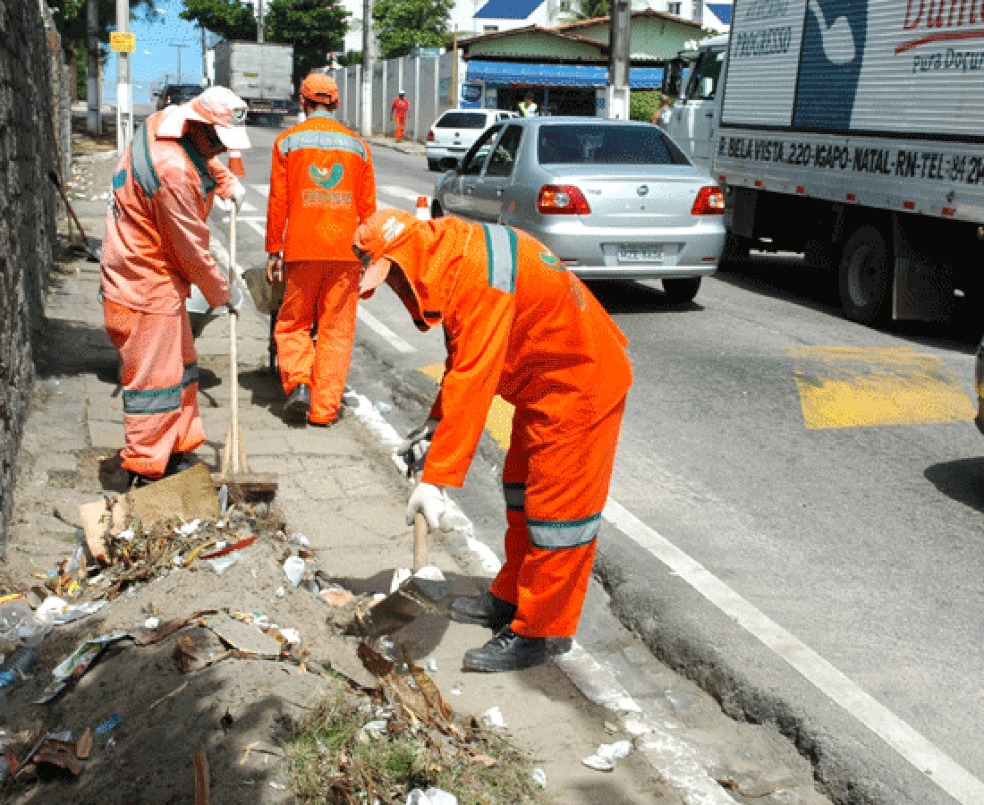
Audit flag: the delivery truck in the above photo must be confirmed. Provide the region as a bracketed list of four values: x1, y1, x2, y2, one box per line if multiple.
[212, 40, 294, 126]
[662, 2, 984, 325]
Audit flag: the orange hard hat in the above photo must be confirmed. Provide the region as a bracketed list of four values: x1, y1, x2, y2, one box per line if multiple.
[300, 72, 339, 105]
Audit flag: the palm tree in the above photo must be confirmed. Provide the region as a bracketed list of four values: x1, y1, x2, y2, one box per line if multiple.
[562, 0, 611, 23]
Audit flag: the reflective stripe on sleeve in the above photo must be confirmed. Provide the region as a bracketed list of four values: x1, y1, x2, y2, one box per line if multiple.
[503, 481, 525, 512]
[278, 131, 368, 160]
[131, 123, 161, 199]
[527, 513, 601, 549]
[482, 224, 518, 293]
[122, 383, 182, 415]
[182, 362, 199, 389]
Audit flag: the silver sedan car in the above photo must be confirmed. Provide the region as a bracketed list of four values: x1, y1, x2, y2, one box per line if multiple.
[432, 117, 725, 302]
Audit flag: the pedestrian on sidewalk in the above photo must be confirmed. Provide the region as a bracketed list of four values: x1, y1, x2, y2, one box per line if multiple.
[391, 90, 410, 142]
[354, 211, 633, 672]
[518, 92, 539, 117]
[100, 85, 249, 488]
[265, 72, 377, 426]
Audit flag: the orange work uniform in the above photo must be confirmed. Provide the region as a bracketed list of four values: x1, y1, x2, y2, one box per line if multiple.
[375, 216, 633, 638]
[265, 111, 376, 424]
[391, 96, 410, 142]
[100, 108, 234, 479]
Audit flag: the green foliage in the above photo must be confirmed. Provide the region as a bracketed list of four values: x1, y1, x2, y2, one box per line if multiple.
[372, 0, 454, 60]
[265, 0, 348, 86]
[630, 90, 662, 123]
[561, 0, 610, 23]
[180, 0, 256, 41]
[339, 50, 362, 67]
[48, 0, 153, 53]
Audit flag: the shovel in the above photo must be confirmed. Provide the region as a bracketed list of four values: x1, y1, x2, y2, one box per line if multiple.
[349, 569, 451, 638]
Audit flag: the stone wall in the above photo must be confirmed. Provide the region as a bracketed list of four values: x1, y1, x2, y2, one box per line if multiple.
[0, 0, 60, 547]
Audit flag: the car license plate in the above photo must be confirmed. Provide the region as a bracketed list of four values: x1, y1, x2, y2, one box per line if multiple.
[617, 245, 663, 263]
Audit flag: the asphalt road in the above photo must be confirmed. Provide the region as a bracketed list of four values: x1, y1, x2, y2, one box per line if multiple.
[225, 125, 984, 804]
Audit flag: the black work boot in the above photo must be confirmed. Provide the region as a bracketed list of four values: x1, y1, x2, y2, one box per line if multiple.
[462, 627, 548, 673]
[284, 383, 311, 421]
[164, 452, 200, 476]
[449, 591, 517, 630]
[127, 471, 157, 489]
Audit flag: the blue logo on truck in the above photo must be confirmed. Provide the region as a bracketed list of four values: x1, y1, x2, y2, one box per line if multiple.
[792, 0, 866, 130]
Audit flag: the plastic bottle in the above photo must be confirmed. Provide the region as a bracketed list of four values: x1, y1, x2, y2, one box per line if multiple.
[0, 594, 49, 647]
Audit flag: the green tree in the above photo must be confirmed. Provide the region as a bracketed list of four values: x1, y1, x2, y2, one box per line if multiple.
[561, 0, 610, 23]
[265, 0, 348, 86]
[180, 0, 257, 42]
[372, 0, 454, 60]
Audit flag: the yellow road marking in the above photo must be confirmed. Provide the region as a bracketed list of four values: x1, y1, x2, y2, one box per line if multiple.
[417, 363, 514, 448]
[787, 347, 975, 430]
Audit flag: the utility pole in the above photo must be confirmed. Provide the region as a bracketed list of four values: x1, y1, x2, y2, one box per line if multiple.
[201, 25, 208, 84]
[86, 0, 101, 135]
[115, 0, 133, 152]
[171, 43, 188, 84]
[257, 0, 265, 43]
[361, 0, 373, 137]
[608, 0, 631, 119]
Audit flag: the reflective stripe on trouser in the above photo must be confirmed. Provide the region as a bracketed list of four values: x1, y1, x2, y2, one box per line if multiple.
[274, 260, 359, 424]
[103, 298, 205, 478]
[489, 397, 627, 638]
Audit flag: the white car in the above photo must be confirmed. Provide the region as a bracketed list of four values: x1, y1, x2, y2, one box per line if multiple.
[426, 108, 517, 171]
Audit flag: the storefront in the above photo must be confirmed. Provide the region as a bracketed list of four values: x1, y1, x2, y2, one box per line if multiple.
[463, 60, 664, 116]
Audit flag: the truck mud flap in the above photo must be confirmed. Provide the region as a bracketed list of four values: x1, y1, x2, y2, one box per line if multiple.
[892, 216, 955, 322]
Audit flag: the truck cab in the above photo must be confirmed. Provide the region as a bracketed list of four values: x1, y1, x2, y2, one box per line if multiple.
[663, 35, 728, 170]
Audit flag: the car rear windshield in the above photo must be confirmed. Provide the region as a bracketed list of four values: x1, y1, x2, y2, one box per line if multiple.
[435, 112, 490, 129]
[537, 125, 690, 166]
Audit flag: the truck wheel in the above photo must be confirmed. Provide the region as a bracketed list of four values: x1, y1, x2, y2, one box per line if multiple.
[662, 277, 702, 303]
[427, 159, 440, 171]
[839, 225, 891, 325]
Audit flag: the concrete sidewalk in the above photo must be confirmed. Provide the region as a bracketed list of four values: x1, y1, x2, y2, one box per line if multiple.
[3, 145, 685, 801]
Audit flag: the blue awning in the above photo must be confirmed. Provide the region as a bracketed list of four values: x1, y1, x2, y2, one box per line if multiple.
[706, 2, 732, 24]
[475, 0, 544, 19]
[466, 60, 663, 89]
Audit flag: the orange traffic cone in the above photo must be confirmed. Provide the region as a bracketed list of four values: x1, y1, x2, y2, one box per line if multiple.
[416, 195, 430, 221]
[228, 149, 245, 178]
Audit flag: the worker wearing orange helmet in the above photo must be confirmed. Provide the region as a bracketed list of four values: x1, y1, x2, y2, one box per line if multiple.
[266, 72, 377, 426]
[354, 210, 633, 672]
[101, 85, 250, 488]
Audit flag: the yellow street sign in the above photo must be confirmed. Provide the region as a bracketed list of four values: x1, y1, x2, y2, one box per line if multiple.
[110, 32, 135, 53]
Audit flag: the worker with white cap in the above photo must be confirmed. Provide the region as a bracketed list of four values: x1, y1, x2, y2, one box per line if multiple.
[100, 85, 250, 487]
[391, 89, 410, 142]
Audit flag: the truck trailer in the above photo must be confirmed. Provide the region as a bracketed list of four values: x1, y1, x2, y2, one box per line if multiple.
[213, 40, 294, 126]
[663, 2, 984, 325]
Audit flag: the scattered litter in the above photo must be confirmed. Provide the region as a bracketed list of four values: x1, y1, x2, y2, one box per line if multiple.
[36, 597, 106, 626]
[217, 484, 229, 514]
[117, 529, 135, 541]
[200, 535, 257, 560]
[374, 401, 392, 413]
[268, 781, 287, 790]
[203, 613, 283, 659]
[290, 531, 310, 547]
[531, 767, 547, 788]
[207, 552, 242, 575]
[319, 586, 354, 607]
[450, 685, 462, 696]
[0, 594, 49, 647]
[275, 586, 286, 598]
[175, 519, 202, 537]
[407, 787, 458, 804]
[282, 556, 306, 587]
[144, 616, 160, 630]
[390, 567, 412, 592]
[581, 739, 631, 772]
[0, 647, 39, 685]
[425, 657, 437, 671]
[480, 706, 506, 728]
[36, 631, 131, 703]
[361, 719, 388, 736]
[277, 627, 301, 645]
[94, 714, 122, 734]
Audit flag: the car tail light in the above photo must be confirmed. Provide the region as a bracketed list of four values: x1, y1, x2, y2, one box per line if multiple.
[427, 130, 435, 143]
[536, 185, 591, 215]
[692, 185, 725, 215]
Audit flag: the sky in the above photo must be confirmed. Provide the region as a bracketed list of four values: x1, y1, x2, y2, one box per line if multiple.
[101, 0, 230, 105]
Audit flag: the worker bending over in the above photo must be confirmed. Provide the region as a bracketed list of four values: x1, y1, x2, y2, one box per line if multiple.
[265, 72, 376, 426]
[101, 86, 249, 488]
[354, 210, 633, 672]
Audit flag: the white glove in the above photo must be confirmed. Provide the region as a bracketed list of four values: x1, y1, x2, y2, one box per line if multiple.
[407, 482, 448, 531]
[231, 179, 247, 213]
[226, 283, 244, 315]
[398, 417, 439, 477]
